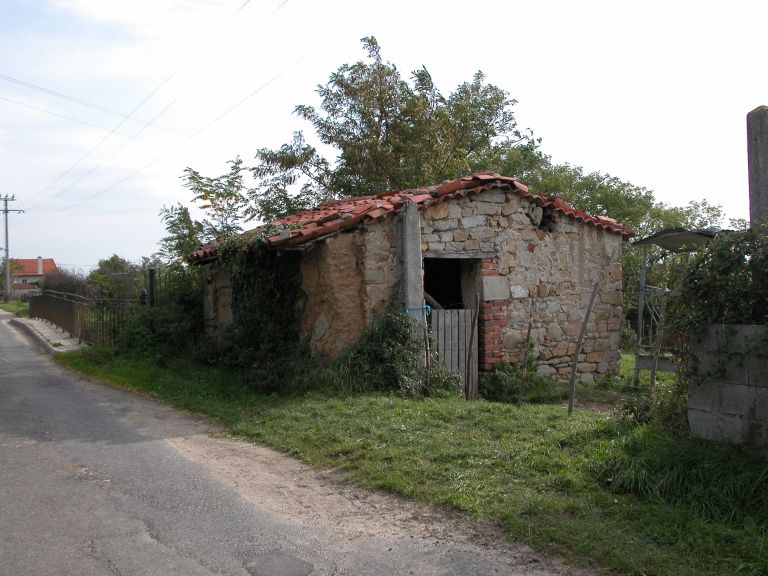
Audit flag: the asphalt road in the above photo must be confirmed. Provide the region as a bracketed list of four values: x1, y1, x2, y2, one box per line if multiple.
[0, 311, 577, 576]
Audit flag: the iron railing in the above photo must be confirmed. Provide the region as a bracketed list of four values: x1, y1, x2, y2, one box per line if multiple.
[29, 290, 137, 347]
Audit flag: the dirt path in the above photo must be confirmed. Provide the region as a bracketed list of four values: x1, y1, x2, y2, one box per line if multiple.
[167, 433, 592, 575]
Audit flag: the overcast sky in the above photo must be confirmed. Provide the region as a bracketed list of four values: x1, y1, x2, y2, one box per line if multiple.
[1, 0, 766, 272]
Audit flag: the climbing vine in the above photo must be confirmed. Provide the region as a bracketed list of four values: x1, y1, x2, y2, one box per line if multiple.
[667, 228, 768, 337]
[216, 232, 304, 370]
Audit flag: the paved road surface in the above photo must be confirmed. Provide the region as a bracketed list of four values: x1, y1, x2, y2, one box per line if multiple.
[0, 311, 580, 576]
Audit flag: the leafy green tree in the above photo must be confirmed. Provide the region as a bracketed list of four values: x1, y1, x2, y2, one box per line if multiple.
[157, 203, 204, 264]
[87, 254, 142, 300]
[247, 37, 539, 222]
[182, 157, 248, 239]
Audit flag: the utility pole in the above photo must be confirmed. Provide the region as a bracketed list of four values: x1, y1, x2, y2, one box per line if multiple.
[2, 195, 24, 303]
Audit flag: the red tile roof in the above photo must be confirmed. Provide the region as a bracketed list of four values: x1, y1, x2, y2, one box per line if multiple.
[189, 173, 633, 262]
[12, 258, 58, 277]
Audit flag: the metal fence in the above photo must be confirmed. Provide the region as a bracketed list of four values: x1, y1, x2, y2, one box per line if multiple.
[29, 290, 137, 347]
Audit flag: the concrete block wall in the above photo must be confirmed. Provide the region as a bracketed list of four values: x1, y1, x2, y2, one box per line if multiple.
[688, 324, 768, 447]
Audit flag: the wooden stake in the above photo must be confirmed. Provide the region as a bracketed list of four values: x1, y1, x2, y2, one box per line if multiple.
[518, 298, 535, 407]
[568, 280, 600, 416]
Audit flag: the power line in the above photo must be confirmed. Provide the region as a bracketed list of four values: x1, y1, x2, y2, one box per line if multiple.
[26, 0, 257, 210]
[0, 73, 190, 136]
[0, 95, 171, 148]
[24, 87, 192, 211]
[39, 57, 306, 215]
[35, 0, 386, 216]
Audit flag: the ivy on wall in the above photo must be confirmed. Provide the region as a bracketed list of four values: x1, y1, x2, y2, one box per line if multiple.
[216, 234, 304, 368]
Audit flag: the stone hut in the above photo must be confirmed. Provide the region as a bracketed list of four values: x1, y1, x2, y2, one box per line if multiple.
[190, 173, 632, 383]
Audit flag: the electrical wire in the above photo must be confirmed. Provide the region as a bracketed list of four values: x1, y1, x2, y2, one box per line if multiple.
[0, 94, 171, 148]
[34, 0, 386, 216]
[0, 73, 190, 136]
[25, 0, 258, 210]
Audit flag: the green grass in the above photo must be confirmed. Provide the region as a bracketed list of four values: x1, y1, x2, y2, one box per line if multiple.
[57, 348, 768, 576]
[0, 300, 29, 316]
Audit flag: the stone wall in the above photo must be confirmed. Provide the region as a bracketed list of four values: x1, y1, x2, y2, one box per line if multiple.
[419, 189, 624, 381]
[299, 222, 399, 359]
[688, 324, 768, 448]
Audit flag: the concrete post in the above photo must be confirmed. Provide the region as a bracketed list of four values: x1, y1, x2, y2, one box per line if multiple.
[747, 106, 768, 228]
[401, 199, 424, 311]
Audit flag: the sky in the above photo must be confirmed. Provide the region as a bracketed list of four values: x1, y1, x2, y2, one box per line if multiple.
[1, 0, 766, 273]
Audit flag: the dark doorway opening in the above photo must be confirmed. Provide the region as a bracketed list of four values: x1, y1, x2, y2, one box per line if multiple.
[423, 257, 480, 310]
[423, 258, 463, 309]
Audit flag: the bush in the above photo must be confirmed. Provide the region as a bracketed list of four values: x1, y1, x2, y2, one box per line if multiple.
[479, 350, 551, 404]
[340, 311, 463, 399]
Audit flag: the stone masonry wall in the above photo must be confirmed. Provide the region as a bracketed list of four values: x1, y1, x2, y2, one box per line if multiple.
[688, 325, 768, 448]
[420, 188, 623, 381]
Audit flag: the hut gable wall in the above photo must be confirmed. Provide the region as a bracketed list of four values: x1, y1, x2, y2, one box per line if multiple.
[299, 220, 399, 359]
[420, 189, 623, 381]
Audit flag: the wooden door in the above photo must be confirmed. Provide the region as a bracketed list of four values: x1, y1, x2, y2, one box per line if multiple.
[430, 309, 478, 399]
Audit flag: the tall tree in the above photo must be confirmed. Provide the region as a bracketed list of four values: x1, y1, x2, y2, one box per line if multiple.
[247, 37, 539, 222]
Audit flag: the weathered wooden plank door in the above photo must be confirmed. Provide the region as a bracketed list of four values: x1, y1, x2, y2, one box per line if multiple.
[431, 309, 478, 399]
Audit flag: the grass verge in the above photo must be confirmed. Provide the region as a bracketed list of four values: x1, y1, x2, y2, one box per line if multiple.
[57, 348, 768, 576]
[0, 300, 29, 316]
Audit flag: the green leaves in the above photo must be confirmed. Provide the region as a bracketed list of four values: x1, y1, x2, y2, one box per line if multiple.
[248, 37, 537, 220]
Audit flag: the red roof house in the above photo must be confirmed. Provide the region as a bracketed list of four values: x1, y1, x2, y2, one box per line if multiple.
[191, 173, 631, 386]
[11, 257, 58, 298]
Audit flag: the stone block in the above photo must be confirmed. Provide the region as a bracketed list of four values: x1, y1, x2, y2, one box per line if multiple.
[687, 380, 720, 412]
[564, 324, 581, 337]
[423, 234, 439, 242]
[482, 276, 511, 301]
[688, 408, 720, 442]
[428, 242, 445, 251]
[446, 242, 464, 252]
[577, 362, 597, 373]
[448, 204, 463, 219]
[473, 202, 502, 216]
[749, 356, 768, 388]
[427, 202, 449, 220]
[501, 203, 517, 216]
[461, 216, 485, 228]
[545, 325, 562, 341]
[452, 229, 469, 242]
[467, 239, 480, 250]
[510, 284, 528, 299]
[438, 231, 454, 242]
[538, 364, 557, 378]
[432, 219, 458, 232]
[469, 227, 497, 240]
[720, 384, 757, 416]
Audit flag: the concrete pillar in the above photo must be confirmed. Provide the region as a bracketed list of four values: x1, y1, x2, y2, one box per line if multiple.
[747, 106, 768, 228]
[400, 199, 423, 311]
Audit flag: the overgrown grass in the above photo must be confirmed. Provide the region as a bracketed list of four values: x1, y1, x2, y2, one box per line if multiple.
[0, 300, 29, 317]
[57, 348, 768, 576]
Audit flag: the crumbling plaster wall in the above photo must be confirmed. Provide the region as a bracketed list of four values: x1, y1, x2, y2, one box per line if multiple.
[420, 188, 623, 381]
[299, 221, 399, 359]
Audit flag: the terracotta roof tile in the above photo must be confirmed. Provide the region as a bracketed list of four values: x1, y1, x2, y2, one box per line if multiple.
[188, 173, 633, 261]
[12, 258, 58, 276]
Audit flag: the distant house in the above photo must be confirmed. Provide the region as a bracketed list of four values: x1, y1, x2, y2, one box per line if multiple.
[12, 257, 58, 299]
[190, 173, 632, 386]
